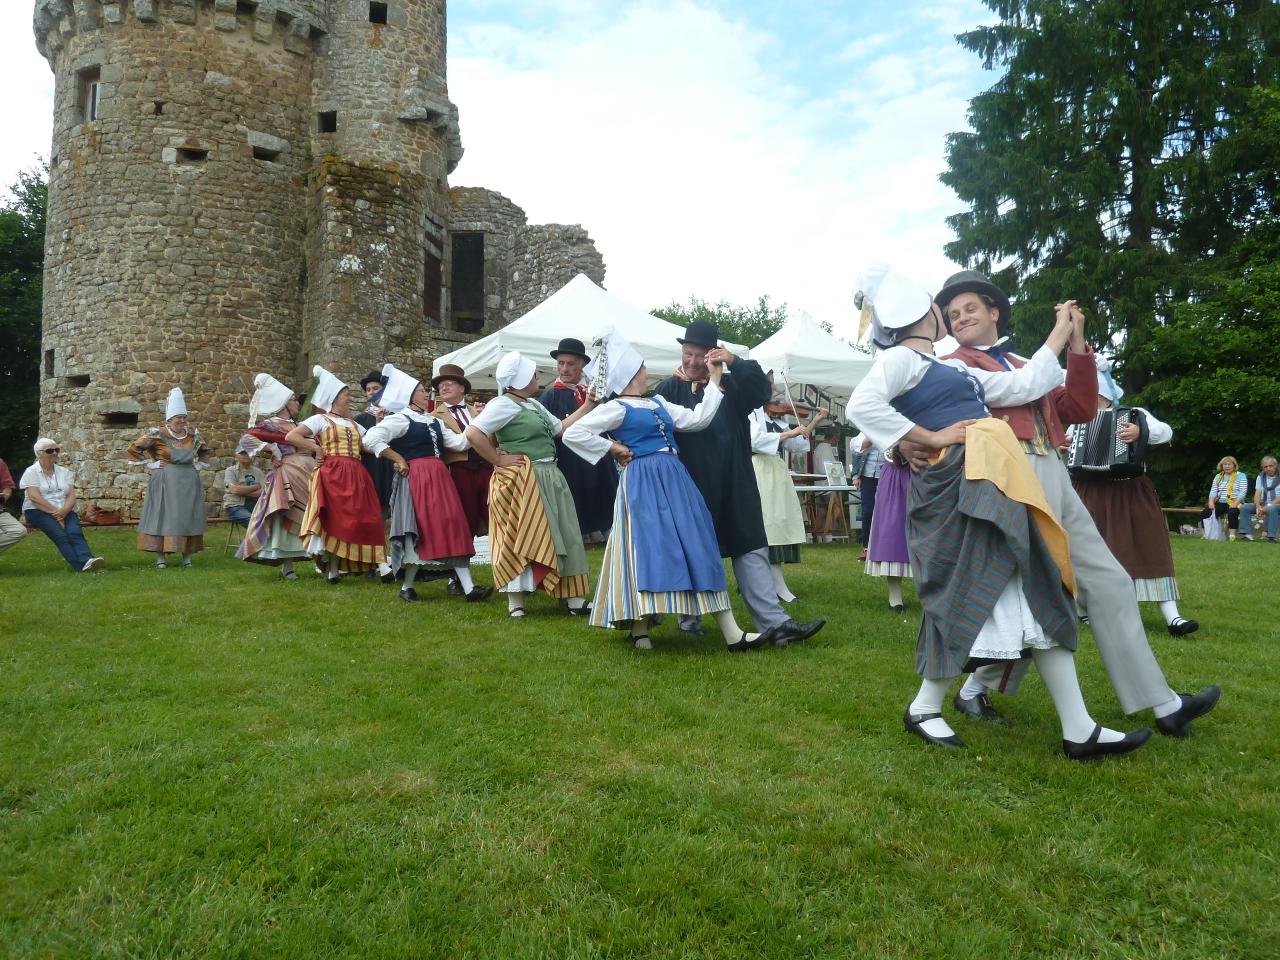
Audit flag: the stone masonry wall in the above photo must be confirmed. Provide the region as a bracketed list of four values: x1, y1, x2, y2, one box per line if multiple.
[36, 0, 317, 517]
[507, 224, 606, 322]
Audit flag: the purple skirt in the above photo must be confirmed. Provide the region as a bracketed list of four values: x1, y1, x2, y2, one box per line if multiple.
[867, 459, 910, 565]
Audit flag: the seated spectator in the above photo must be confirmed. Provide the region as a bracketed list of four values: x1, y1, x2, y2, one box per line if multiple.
[19, 438, 105, 572]
[1241, 455, 1280, 542]
[222, 445, 263, 528]
[1199, 455, 1249, 541]
[0, 455, 28, 555]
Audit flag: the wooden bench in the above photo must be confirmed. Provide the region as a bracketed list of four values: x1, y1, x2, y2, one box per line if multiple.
[1161, 506, 1202, 532]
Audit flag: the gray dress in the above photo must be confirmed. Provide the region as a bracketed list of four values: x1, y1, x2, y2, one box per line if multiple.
[137, 434, 208, 554]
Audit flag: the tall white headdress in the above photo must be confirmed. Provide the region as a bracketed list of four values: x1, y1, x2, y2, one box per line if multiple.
[165, 387, 187, 420]
[1095, 354, 1123, 403]
[855, 262, 935, 349]
[586, 326, 645, 398]
[247, 373, 293, 426]
[310, 365, 346, 413]
[379, 363, 420, 414]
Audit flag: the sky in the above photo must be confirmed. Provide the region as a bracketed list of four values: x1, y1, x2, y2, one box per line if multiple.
[1, 0, 998, 341]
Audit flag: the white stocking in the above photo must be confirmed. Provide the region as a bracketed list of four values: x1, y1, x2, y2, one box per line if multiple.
[454, 565, 474, 593]
[770, 563, 796, 602]
[908, 677, 957, 739]
[328, 556, 340, 578]
[1031, 646, 1124, 744]
[887, 577, 903, 608]
[566, 596, 586, 610]
[1158, 600, 1183, 625]
[402, 566, 418, 589]
[507, 592, 527, 614]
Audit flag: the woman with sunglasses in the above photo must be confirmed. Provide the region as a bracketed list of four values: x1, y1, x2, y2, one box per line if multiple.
[19, 437, 105, 572]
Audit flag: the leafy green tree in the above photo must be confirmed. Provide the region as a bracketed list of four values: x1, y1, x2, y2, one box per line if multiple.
[1138, 87, 1280, 506]
[651, 295, 787, 349]
[0, 164, 46, 509]
[941, 1, 1280, 391]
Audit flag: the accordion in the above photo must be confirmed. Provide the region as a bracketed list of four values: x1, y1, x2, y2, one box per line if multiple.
[1067, 407, 1148, 478]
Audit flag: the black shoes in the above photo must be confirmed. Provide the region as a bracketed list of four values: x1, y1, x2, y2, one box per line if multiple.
[1062, 724, 1152, 761]
[1167, 617, 1200, 637]
[890, 603, 905, 613]
[465, 586, 493, 603]
[904, 710, 965, 748]
[761, 617, 827, 647]
[1155, 686, 1221, 738]
[952, 690, 1010, 726]
[726, 633, 770, 652]
[399, 587, 419, 602]
[566, 602, 593, 617]
[447, 578, 464, 596]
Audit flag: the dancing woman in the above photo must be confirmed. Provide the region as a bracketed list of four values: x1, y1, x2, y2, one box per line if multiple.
[563, 329, 766, 651]
[848, 262, 1151, 760]
[236, 373, 313, 580]
[363, 364, 492, 603]
[127, 387, 210, 568]
[748, 373, 826, 604]
[285, 366, 386, 583]
[464, 352, 595, 618]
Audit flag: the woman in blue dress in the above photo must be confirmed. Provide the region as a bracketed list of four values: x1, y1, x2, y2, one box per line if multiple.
[563, 330, 766, 652]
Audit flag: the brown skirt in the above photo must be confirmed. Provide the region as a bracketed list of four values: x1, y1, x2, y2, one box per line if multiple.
[1071, 473, 1175, 580]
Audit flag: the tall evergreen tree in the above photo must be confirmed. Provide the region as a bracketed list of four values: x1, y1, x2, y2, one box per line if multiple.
[0, 164, 46, 503]
[941, 1, 1280, 391]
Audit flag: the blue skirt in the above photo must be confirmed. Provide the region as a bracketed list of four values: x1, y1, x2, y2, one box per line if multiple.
[590, 452, 729, 628]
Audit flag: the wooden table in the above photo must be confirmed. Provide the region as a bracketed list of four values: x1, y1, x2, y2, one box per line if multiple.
[793, 484, 861, 543]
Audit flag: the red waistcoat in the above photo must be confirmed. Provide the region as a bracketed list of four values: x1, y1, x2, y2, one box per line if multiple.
[942, 346, 1098, 449]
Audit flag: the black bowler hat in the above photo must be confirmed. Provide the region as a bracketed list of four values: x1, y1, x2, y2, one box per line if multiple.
[359, 370, 388, 390]
[934, 270, 1013, 334]
[550, 337, 589, 361]
[677, 319, 720, 349]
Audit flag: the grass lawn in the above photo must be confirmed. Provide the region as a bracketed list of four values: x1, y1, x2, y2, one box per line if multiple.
[2, 527, 1277, 959]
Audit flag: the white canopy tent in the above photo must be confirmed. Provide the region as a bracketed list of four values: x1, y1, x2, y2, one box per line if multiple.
[431, 274, 747, 392]
[750, 315, 875, 408]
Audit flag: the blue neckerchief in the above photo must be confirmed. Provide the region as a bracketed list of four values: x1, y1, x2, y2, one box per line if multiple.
[982, 340, 1019, 369]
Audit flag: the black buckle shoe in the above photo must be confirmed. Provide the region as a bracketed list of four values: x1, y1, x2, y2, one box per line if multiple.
[1155, 686, 1221, 738]
[953, 690, 1010, 726]
[465, 586, 493, 603]
[399, 587, 419, 602]
[761, 617, 827, 647]
[1062, 724, 1152, 761]
[1167, 617, 1200, 637]
[726, 633, 769, 652]
[903, 710, 965, 748]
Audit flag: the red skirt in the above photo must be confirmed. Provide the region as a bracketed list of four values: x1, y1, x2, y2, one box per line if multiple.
[395, 458, 475, 561]
[300, 455, 386, 569]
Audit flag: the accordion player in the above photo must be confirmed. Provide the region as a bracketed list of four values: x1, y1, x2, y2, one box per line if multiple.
[1066, 406, 1149, 478]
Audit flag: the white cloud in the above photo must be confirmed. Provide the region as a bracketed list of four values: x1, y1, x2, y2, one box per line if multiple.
[450, 1, 990, 340]
[0, 7, 55, 196]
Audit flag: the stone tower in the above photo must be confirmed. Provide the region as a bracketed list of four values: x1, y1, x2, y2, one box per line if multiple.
[32, 0, 604, 515]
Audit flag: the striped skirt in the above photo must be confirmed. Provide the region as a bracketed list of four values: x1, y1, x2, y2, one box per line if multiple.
[238, 453, 313, 565]
[489, 459, 590, 598]
[591, 454, 731, 629]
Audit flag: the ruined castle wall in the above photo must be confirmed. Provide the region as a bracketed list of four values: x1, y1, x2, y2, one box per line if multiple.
[303, 0, 463, 392]
[507, 224, 607, 322]
[35, 0, 320, 515]
[446, 186, 526, 332]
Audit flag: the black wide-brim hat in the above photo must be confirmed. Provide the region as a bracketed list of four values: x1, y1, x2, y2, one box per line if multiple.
[934, 270, 1013, 334]
[550, 337, 589, 361]
[676, 319, 720, 349]
[359, 370, 388, 390]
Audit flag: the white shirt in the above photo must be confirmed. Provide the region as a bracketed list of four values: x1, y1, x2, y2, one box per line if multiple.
[563, 391, 722, 465]
[469, 396, 562, 438]
[847, 344, 1067, 451]
[749, 409, 809, 458]
[300, 413, 366, 437]
[19, 462, 75, 513]
[362, 408, 472, 458]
